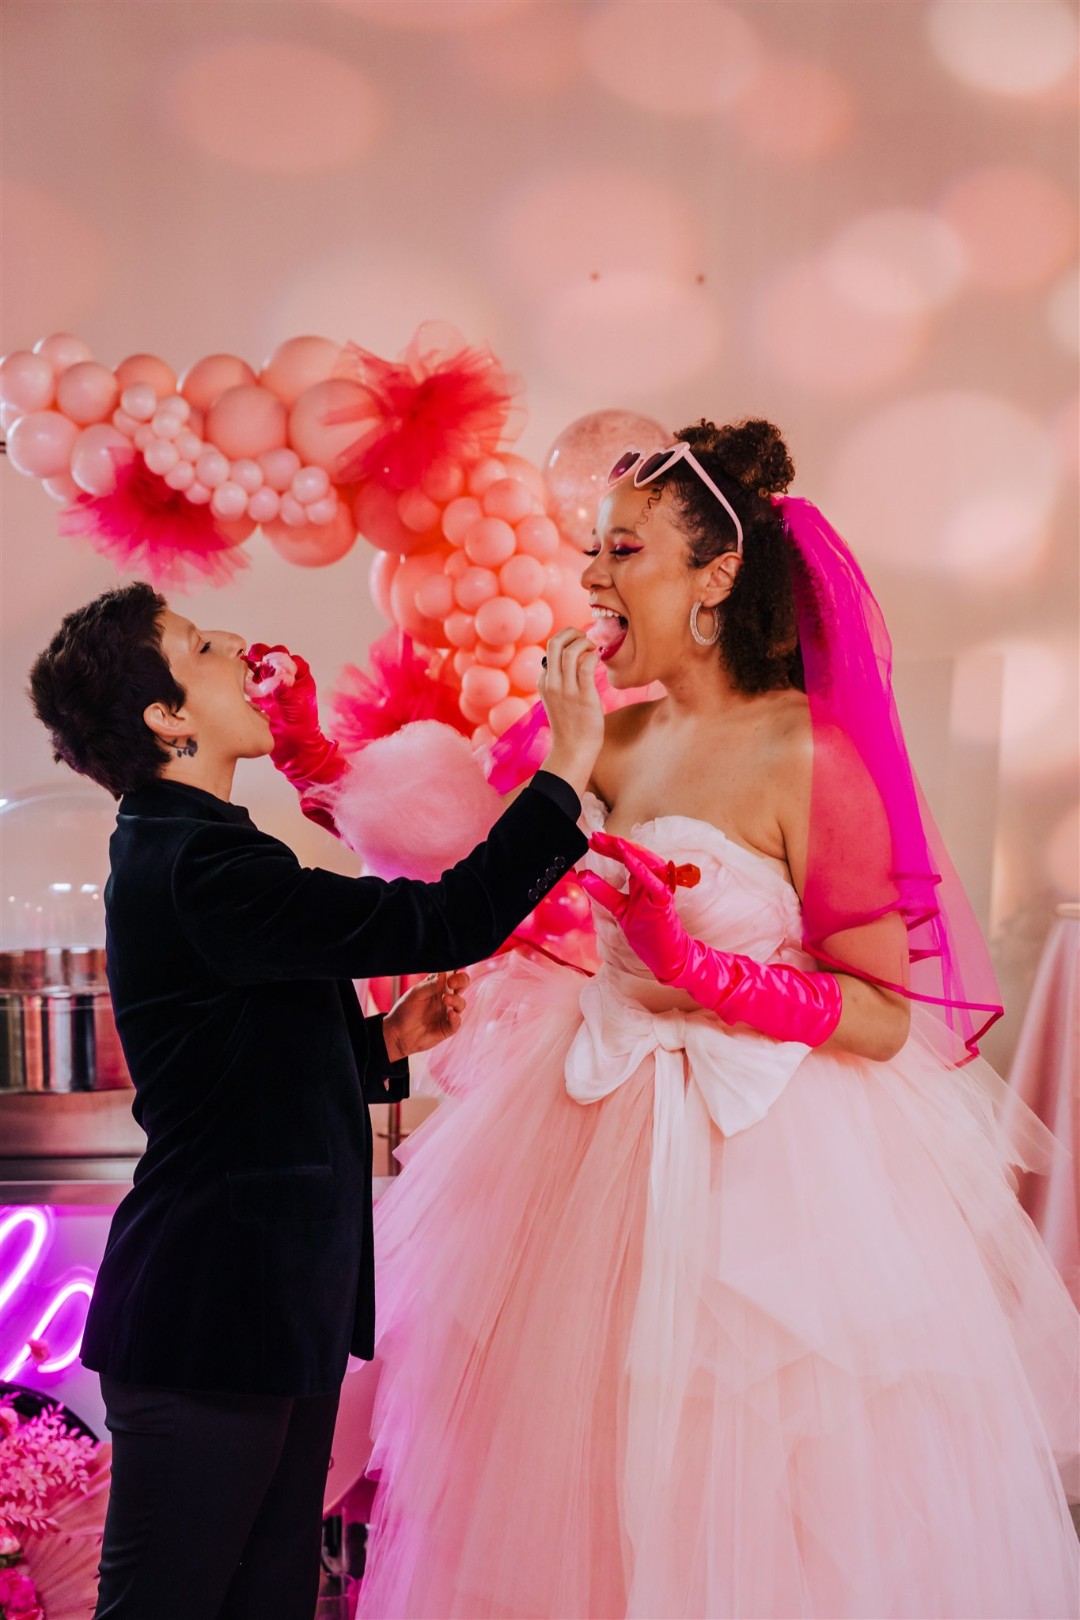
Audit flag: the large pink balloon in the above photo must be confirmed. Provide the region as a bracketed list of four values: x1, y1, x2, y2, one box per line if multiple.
[7, 409, 79, 479]
[115, 354, 177, 398]
[56, 361, 120, 425]
[543, 408, 669, 546]
[353, 480, 440, 556]
[264, 503, 358, 568]
[389, 549, 454, 644]
[259, 336, 341, 407]
[289, 378, 375, 473]
[179, 353, 257, 414]
[0, 350, 55, 413]
[70, 423, 135, 495]
[33, 332, 93, 373]
[206, 384, 288, 460]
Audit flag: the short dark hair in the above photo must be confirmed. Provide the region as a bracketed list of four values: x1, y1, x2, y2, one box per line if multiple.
[28, 582, 185, 799]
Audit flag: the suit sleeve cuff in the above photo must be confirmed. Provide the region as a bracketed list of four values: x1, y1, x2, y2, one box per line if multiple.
[364, 1013, 411, 1102]
[529, 770, 582, 823]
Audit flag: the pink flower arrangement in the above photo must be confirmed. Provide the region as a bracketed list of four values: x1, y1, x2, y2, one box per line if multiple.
[0, 1402, 100, 1619]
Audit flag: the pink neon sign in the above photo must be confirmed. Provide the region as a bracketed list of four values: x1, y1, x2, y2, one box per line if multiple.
[0, 1207, 95, 1382]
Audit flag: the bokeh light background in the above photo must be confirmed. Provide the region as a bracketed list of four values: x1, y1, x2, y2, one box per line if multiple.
[1, 0, 1076, 1070]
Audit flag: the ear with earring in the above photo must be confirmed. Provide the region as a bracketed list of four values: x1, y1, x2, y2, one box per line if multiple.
[689, 602, 721, 646]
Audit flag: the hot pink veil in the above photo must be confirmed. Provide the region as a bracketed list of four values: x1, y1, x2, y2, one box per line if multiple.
[779, 496, 1002, 1063]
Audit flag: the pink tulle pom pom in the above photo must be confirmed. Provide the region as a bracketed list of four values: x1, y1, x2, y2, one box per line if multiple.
[327, 721, 501, 881]
[330, 322, 523, 492]
[329, 629, 471, 754]
[58, 455, 249, 589]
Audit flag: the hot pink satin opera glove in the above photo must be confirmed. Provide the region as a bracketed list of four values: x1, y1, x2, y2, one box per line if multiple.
[245, 643, 348, 832]
[580, 830, 843, 1047]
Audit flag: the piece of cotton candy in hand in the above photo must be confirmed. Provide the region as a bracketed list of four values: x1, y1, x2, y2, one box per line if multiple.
[244, 649, 297, 700]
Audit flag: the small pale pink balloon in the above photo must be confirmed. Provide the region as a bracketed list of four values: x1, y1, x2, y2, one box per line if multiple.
[454, 565, 500, 613]
[211, 481, 249, 520]
[165, 461, 196, 492]
[304, 494, 338, 525]
[6, 409, 79, 478]
[467, 457, 507, 496]
[180, 353, 257, 414]
[119, 383, 157, 423]
[397, 488, 442, 533]
[247, 485, 281, 524]
[265, 504, 358, 568]
[143, 438, 181, 477]
[111, 408, 141, 438]
[133, 424, 155, 451]
[498, 453, 548, 505]
[461, 663, 511, 710]
[279, 493, 308, 527]
[156, 393, 191, 422]
[471, 723, 496, 749]
[488, 694, 531, 736]
[43, 471, 80, 503]
[259, 447, 302, 491]
[482, 476, 537, 524]
[499, 552, 546, 604]
[458, 689, 490, 728]
[475, 595, 527, 646]
[70, 423, 134, 495]
[150, 411, 183, 440]
[543, 552, 591, 629]
[445, 550, 470, 582]
[453, 649, 477, 678]
[288, 377, 375, 471]
[115, 354, 177, 398]
[195, 448, 230, 489]
[353, 479, 440, 555]
[259, 335, 341, 407]
[56, 361, 120, 425]
[522, 598, 555, 642]
[33, 332, 93, 373]
[444, 610, 479, 649]
[464, 516, 517, 568]
[414, 570, 457, 621]
[543, 408, 669, 546]
[175, 431, 204, 462]
[291, 464, 332, 504]
[421, 457, 466, 503]
[514, 512, 560, 560]
[509, 643, 546, 692]
[186, 481, 212, 505]
[442, 495, 484, 546]
[206, 384, 288, 460]
[390, 549, 454, 643]
[231, 458, 264, 494]
[368, 550, 401, 620]
[474, 640, 515, 669]
[0, 350, 55, 412]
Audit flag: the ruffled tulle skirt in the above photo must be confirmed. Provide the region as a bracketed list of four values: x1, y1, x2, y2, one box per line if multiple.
[354, 954, 1079, 1619]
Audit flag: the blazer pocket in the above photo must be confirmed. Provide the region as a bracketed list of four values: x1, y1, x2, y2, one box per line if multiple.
[228, 1165, 336, 1222]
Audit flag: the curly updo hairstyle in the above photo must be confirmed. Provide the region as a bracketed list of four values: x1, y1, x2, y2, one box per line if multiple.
[29, 581, 185, 799]
[659, 418, 813, 693]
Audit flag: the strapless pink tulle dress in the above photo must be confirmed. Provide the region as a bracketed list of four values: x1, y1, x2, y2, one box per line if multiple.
[354, 797, 1080, 1619]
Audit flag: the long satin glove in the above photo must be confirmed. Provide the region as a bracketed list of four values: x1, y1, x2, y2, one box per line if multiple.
[245, 643, 348, 833]
[580, 830, 843, 1046]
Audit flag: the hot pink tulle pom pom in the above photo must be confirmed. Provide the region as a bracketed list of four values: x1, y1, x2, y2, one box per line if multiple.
[58, 456, 249, 589]
[330, 322, 523, 492]
[329, 629, 470, 754]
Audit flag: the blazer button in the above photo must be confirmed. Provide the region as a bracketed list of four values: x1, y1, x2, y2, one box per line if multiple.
[553, 855, 567, 872]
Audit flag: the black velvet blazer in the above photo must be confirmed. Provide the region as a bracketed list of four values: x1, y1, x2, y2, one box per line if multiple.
[80, 774, 586, 1397]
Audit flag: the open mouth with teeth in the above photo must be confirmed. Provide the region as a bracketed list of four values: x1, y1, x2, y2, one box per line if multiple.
[587, 606, 629, 661]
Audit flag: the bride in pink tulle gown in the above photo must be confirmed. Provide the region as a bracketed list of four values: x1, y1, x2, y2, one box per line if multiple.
[353, 420, 1079, 1619]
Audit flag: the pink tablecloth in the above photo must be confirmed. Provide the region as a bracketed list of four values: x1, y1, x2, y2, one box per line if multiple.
[1006, 905, 1080, 1308]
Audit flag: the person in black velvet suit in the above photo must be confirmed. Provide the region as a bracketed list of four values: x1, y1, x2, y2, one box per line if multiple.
[29, 582, 601, 1620]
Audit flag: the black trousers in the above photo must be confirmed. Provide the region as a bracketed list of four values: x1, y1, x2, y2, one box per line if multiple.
[93, 1373, 340, 1620]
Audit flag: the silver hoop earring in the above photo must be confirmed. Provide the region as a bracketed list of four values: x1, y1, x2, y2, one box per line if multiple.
[689, 602, 720, 646]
